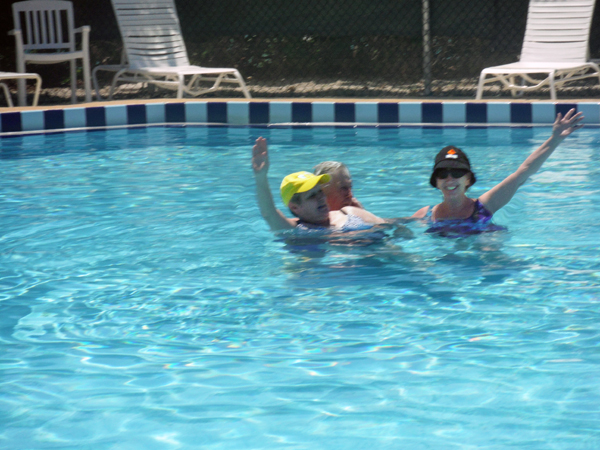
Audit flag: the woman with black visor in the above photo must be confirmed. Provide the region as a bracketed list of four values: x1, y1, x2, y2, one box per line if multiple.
[411, 108, 583, 236]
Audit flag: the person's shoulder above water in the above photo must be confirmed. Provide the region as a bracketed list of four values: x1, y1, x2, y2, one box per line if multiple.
[412, 205, 431, 220]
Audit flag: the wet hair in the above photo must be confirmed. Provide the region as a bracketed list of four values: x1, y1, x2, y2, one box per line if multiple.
[313, 161, 350, 177]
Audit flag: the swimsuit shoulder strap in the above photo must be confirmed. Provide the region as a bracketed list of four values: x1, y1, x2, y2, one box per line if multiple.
[471, 199, 493, 222]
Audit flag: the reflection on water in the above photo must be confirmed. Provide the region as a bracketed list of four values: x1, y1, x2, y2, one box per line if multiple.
[280, 224, 529, 302]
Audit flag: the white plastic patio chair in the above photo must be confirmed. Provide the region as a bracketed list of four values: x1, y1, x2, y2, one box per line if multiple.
[476, 0, 600, 100]
[0, 71, 42, 107]
[92, 0, 251, 100]
[10, 0, 92, 106]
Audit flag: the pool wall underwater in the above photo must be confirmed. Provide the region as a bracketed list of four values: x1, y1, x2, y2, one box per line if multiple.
[1, 100, 600, 135]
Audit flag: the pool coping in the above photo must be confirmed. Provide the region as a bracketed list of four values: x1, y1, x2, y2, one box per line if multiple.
[2, 99, 600, 136]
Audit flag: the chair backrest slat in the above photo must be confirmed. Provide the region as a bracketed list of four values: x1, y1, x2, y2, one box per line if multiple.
[48, 10, 55, 43]
[26, 11, 35, 46]
[41, 10, 49, 45]
[55, 9, 62, 45]
[111, 0, 191, 69]
[12, 1, 76, 51]
[521, 0, 597, 63]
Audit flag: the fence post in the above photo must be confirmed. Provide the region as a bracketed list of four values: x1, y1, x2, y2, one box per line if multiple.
[422, 0, 432, 96]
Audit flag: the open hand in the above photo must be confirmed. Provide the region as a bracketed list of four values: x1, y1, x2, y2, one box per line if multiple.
[252, 137, 269, 174]
[553, 108, 584, 138]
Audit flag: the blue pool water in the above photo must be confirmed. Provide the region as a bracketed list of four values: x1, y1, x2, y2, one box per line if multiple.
[1, 126, 599, 449]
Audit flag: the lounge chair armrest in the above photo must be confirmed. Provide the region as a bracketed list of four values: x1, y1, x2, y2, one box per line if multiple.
[9, 29, 25, 60]
[74, 26, 91, 50]
[74, 26, 91, 34]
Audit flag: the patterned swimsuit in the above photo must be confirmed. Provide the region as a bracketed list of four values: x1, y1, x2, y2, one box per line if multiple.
[425, 199, 506, 238]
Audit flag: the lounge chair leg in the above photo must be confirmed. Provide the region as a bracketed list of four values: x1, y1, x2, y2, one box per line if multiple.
[32, 74, 41, 107]
[236, 71, 251, 99]
[83, 57, 92, 103]
[177, 74, 184, 98]
[92, 67, 102, 100]
[16, 57, 27, 107]
[475, 73, 486, 100]
[109, 69, 128, 101]
[70, 60, 77, 103]
[0, 83, 13, 108]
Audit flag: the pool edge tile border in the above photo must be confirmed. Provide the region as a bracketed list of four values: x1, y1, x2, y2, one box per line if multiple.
[1, 100, 599, 136]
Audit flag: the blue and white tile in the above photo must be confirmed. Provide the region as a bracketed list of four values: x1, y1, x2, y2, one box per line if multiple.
[64, 107, 87, 129]
[355, 102, 378, 123]
[487, 102, 511, 124]
[577, 102, 600, 124]
[146, 103, 166, 124]
[227, 102, 250, 125]
[20, 110, 44, 132]
[312, 102, 335, 123]
[531, 103, 556, 124]
[443, 102, 466, 124]
[270, 102, 293, 123]
[105, 105, 128, 127]
[399, 103, 422, 123]
[185, 102, 207, 123]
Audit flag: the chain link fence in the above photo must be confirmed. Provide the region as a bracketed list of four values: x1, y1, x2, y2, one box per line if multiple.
[1, 0, 600, 104]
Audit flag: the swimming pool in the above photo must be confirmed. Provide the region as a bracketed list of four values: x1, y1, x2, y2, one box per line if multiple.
[1, 125, 599, 449]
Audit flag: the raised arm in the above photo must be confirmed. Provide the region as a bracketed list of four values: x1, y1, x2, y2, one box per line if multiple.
[479, 108, 583, 214]
[252, 137, 297, 231]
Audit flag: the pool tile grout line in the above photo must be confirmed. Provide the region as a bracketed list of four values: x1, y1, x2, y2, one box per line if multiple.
[1, 100, 599, 135]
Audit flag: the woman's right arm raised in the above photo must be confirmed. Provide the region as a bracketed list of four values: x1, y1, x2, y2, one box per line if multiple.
[479, 109, 583, 214]
[252, 137, 296, 231]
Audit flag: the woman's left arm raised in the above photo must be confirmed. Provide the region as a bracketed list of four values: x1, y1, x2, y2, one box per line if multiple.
[479, 108, 584, 214]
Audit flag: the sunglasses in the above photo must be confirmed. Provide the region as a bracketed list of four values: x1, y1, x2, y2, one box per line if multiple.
[435, 168, 469, 179]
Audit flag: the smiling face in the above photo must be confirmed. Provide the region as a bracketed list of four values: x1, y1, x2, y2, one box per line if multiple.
[289, 185, 330, 224]
[320, 167, 354, 211]
[435, 169, 473, 197]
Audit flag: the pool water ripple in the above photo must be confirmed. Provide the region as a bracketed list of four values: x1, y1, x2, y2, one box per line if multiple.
[1, 126, 600, 449]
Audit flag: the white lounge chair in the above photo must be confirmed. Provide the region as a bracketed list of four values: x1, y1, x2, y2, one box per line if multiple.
[476, 0, 600, 100]
[0, 71, 42, 107]
[10, 1, 92, 106]
[93, 0, 251, 100]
